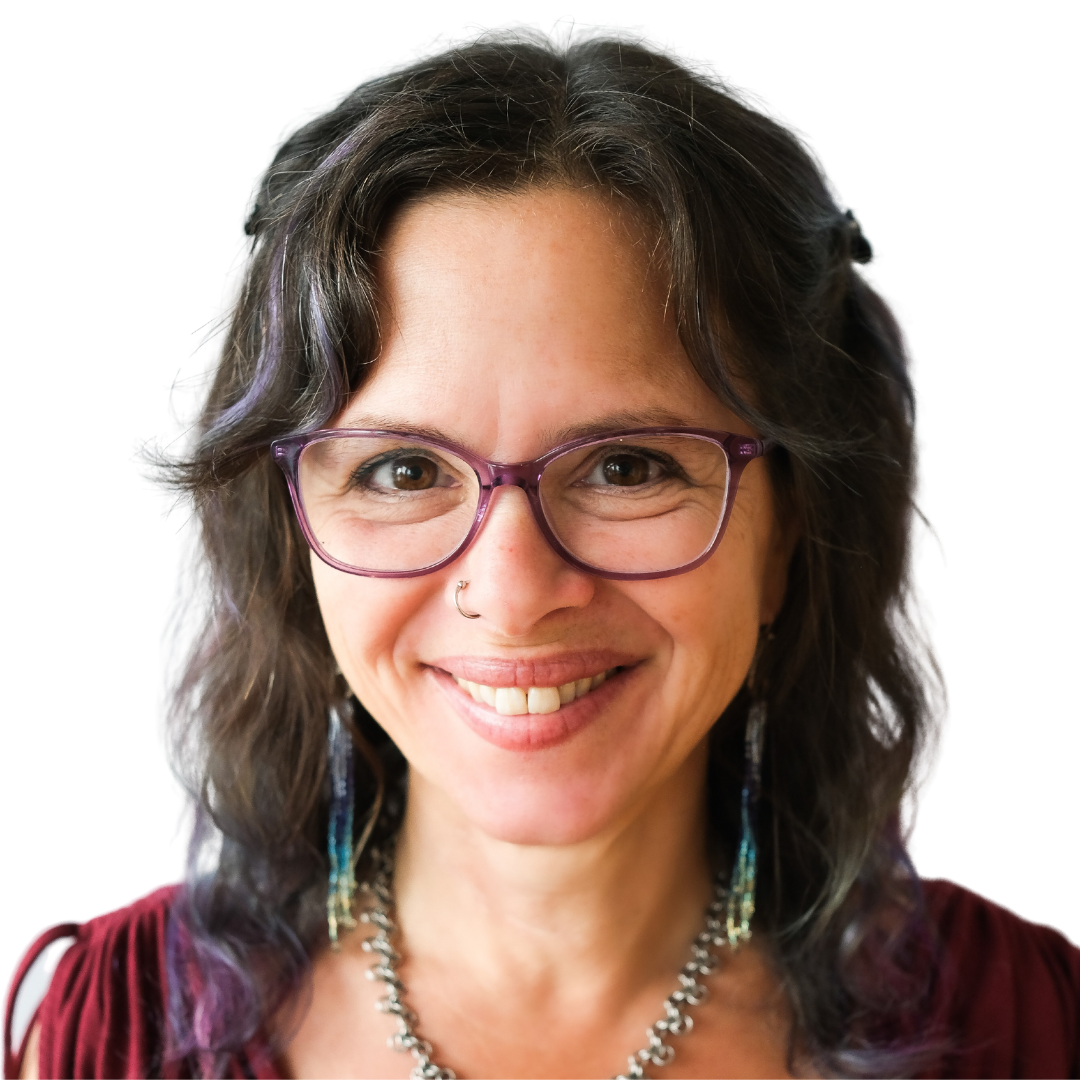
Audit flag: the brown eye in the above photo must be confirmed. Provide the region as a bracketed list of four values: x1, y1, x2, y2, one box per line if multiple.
[389, 456, 439, 490]
[601, 453, 653, 486]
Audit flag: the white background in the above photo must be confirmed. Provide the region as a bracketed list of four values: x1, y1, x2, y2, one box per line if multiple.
[2, 0, 1077, 997]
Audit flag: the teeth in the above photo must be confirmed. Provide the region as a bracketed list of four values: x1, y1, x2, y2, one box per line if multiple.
[494, 687, 528, 715]
[453, 669, 618, 715]
[527, 686, 561, 714]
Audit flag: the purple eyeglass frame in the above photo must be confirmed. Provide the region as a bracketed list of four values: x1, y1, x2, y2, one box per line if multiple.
[271, 426, 771, 581]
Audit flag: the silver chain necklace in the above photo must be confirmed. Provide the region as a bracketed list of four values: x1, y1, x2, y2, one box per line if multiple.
[359, 845, 737, 1080]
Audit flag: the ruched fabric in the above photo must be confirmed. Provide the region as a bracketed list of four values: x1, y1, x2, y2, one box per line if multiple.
[5, 880, 1080, 1078]
[3, 888, 277, 1079]
[917, 880, 1080, 1078]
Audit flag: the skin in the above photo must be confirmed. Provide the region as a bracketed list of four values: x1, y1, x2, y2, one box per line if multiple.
[281, 187, 799, 1079]
[19, 185, 796, 1080]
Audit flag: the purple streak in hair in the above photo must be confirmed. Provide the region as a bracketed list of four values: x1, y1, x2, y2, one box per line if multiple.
[207, 119, 376, 445]
[165, 809, 257, 1070]
[313, 122, 369, 175]
[816, 826, 950, 1077]
[305, 276, 343, 424]
[165, 807, 309, 1075]
[207, 238, 289, 439]
[208, 248, 345, 447]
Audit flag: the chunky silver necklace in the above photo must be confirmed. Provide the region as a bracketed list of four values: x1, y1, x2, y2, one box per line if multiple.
[359, 845, 737, 1080]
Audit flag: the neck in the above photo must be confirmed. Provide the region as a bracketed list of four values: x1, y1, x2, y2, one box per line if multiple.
[390, 740, 714, 1001]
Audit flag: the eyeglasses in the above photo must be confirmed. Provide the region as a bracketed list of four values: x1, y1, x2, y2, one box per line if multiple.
[271, 426, 770, 580]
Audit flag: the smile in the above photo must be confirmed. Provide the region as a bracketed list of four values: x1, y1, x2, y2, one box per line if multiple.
[428, 653, 640, 751]
[451, 669, 618, 715]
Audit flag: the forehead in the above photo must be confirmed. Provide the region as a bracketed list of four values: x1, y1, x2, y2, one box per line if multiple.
[338, 186, 735, 456]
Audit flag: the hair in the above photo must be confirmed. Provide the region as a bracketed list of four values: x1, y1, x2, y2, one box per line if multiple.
[165, 32, 941, 1077]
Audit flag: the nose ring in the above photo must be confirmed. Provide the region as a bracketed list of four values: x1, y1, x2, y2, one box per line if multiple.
[455, 580, 481, 619]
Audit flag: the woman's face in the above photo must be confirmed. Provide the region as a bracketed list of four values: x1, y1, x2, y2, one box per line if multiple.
[312, 187, 790, 846]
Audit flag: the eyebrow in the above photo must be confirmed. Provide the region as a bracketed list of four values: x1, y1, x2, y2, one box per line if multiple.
[538, 409, 699, 446]
[333, 416, 459, 443]
[334, 408, 700, 455]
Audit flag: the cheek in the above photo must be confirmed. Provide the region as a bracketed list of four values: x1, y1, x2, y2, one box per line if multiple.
[624, 507, 771, 719]
[310, 556, 430, 712]
[666, 578, 756, 704]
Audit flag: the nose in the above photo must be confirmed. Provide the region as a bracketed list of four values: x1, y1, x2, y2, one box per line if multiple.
[448, 485, 595, 636]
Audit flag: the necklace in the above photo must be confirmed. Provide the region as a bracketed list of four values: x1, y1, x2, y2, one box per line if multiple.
[358, 845, 738, 1080]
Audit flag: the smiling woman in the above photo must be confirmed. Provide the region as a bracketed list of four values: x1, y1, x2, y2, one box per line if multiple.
[5, 33, 1079, 1080]
[305, 189, 786, 856]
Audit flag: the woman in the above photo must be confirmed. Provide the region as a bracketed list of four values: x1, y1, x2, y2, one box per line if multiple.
[6, 34, 1079, 1080]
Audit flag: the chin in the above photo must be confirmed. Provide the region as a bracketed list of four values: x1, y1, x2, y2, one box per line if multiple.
[396, 666, 705, 847]
[429, 758, 646, 847]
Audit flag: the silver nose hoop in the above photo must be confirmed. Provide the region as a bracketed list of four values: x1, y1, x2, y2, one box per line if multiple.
[455, 580, 481, 619]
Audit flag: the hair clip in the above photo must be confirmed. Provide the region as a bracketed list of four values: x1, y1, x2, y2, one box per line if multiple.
[843, 209, 873, 264]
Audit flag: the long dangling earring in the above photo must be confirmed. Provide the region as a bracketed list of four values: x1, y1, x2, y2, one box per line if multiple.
[326, 703, 357, 949]
[727, 630, 770, 948]
[726, 699, 766, 947]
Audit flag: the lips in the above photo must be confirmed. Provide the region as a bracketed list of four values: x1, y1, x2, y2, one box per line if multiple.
[431, 651, 638, 689]
[426, 653, 640, 752]
[452, 668, 617, 714]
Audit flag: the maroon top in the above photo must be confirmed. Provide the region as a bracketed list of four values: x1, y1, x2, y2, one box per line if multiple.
[5, 880, 1080, 1079]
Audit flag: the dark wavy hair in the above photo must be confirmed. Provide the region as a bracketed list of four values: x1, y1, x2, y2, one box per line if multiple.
[165, 33, 941, 1077]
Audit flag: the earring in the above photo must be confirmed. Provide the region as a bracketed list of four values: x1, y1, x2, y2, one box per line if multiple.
[326, 703, 357, 949]
[726, 630, 769, 948]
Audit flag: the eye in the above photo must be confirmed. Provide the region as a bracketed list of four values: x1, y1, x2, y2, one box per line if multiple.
[362, 454, 453, 492]
[582, 450, 671, 488]
[600, 451, 648, 486]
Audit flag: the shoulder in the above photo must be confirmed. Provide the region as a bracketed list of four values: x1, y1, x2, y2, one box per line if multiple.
[4, 887, 285, 1080]
[5, 887, 179, 1080]
[920, 878, 1080, 1079]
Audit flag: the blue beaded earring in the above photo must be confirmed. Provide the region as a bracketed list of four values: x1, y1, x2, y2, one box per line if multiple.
[326, 703, 357, 949]
[726, 699, 766, 947]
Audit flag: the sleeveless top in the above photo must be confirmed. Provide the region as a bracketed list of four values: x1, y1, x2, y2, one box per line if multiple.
[5, 880, 1080, 1079]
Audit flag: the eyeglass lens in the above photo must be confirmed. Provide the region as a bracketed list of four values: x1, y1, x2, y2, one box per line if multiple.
[296, 434, 731, 575]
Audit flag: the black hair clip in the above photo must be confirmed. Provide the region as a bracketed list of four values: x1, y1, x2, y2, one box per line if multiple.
[844, 209, 873, 264]
[244, 203, 262, 237]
